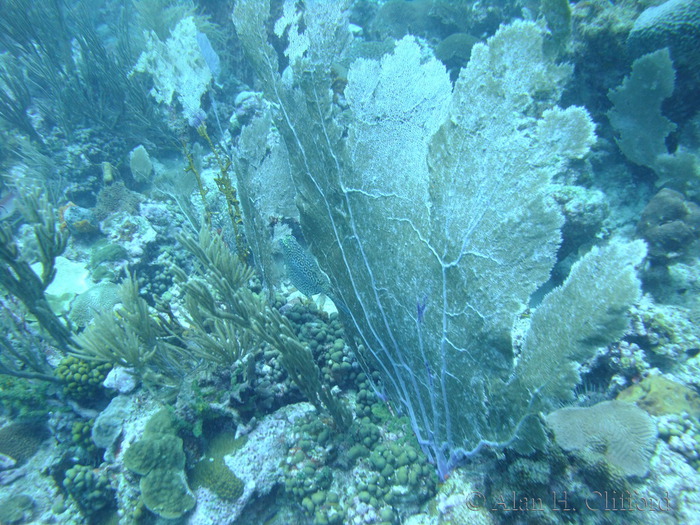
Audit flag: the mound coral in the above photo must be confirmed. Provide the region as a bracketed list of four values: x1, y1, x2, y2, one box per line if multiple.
[122, 410, 195, 519]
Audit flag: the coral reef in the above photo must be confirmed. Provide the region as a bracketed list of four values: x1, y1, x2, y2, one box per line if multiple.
[2, 2, 700, 524]
[234, 3, 644, 481]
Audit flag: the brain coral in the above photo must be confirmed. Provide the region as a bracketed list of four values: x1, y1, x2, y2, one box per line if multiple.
[629, 0, 700, 64]
[628, 0, 700, 121]
[0, 422, 49, 464]
[68, 282, 121, 327]
[546, 401, 657, 477]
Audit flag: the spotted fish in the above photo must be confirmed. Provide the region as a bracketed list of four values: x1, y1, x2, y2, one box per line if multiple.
[279, 235, 348, 314]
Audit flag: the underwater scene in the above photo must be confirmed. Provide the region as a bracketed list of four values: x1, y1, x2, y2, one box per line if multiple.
[1, 0, 700, 523]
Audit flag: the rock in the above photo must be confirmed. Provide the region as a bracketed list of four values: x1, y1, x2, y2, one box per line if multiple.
[63, 205, 100, 235]
[618, 374, 700, 418]
[0, 453, 16, 471]
[92, 395, 134, 459]
[103, 366, 138, 394]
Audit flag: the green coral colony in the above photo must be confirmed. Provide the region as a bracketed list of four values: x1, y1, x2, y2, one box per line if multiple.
[2, 0, 700, 524]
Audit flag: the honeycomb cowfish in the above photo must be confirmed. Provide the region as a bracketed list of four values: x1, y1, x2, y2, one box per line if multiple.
[279, 235, 348, 314]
